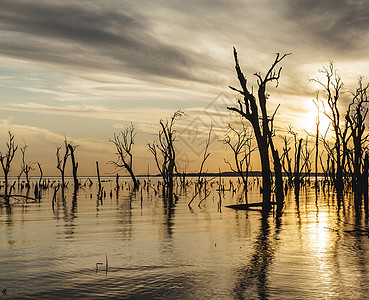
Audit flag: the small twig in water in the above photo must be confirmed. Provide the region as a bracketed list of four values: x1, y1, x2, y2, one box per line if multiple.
[105, 255, 109, 273]
[198, 190, 211, 207]
[96, 262, 104, 272]
[188, 191, 199, 207]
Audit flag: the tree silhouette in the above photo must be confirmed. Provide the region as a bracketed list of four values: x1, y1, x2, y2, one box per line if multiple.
[67, 143, 79, 192]
[345, 78, 369, 198]
[56, 139, 70, 189]
[109, 123, 139, 189]
[311, 63, 344, 192]
[228, 48, 289, 205]
[223, 122, 255, 203]
[20, 143, 33, 188]
[148, 110, 184, 201]
[0, 132, 18, 202]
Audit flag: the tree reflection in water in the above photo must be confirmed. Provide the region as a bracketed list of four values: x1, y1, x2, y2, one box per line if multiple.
[234, 208, 282, 299]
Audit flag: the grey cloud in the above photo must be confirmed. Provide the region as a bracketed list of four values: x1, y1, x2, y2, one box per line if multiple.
[0, 0, 368, 98]
[285, 0, 369, 54]
[0, 0, 222, 86]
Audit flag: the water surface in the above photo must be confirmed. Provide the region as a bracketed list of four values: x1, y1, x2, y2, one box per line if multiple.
[1, 178, 369, 299]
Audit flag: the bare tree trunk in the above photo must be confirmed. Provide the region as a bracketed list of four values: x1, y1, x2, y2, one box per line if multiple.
[294, 139, 303, 198]
[0, 132, 18, 203]
[314, 99, 320, 188]
[96, 161, 102, 197]
[4, 172, 9, 200]
[56, 140, 69, 189]
[61, 170, 65, 189]
[37, 162, 43, 188]
[270, 141, 284, 203]
[127, 167, 138, 189]
[256, 131, 272, 204]
[68, 144, 79, 191]
[364, 152, 368, 210]
[228, 48, 289, 206]
[116, 173, 119, 191]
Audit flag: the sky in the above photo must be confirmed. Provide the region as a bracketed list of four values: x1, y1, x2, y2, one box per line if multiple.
[0, 0, 369, 176]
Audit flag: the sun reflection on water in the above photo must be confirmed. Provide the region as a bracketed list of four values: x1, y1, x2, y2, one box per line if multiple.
[315, 214, 330, 255]
[308, 210, 338, 296]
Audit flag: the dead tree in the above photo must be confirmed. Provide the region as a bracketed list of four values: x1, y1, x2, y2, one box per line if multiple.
[223, 122, 255, 203]
[313, 97, 322, 187]
[20, 143, 33, 188]
[37, 162, 43, 189]
[364, 152, 369, 206]
[96, 161, 103, 200]
[67, 143, 79, 191]
[281, 128, 313, 198]
[148, 110, 184, 201]
[56, 139, 70, 188]
[109, 123, 138, 189]
[301, 136, 313, 180]
[228, 48, 289, 205]
[0, 132, 18, 201]
[197, 124, 213, 191]
[280, 135, 294, 186]
[320, 136, 337, 186]
[311, 63, 344, 192]
[345, 78, 369, 197]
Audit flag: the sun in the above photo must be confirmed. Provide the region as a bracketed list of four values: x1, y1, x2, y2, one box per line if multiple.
[317, 113, 332, 136]
[299, 102, 331, 135]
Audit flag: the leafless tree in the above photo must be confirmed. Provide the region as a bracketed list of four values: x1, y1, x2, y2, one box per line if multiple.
[281, 128, 313, 198]
[312, 97, 322, 186]
[37, 162, 43, 189]
[311, 63, 344, 192]
[301, 136, 313, 179]
[0, 132, 18, 201]
[67, 142, 79, 191]
[20, 143, 33, 188]
[56, 139, 70, 188]
[345, 78, 369, 196]
[223, 122, 255, 202]
[109, 123, 138, 189]
[148, 110, 184, 200]
[197, 124, 213, 190]
[319, 129, 336, 186]
[227, 48, 289, 205]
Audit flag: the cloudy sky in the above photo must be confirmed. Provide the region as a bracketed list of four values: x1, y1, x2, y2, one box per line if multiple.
[0, 0, 369, 176]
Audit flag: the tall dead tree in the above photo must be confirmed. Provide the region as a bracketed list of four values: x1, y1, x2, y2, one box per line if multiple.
[228, 48, 289, 205]
[109, 123, 138, 189]
[320, 132, 337, 186]
[345, 78, 369, 197]
[0, 132, 18, 201]
[280, 128, 313, 198]
[56, 139, 70, 188]
[37, 162, 43, 189]
[197, 124, 212, 191]
[67, 143, 79, 191]
[148, 110, 183, 201]
[20, 143, 33, 188]
[313, 97, 321, 187]
[223, 122, 255, 202]
[312, 63, 344, 192]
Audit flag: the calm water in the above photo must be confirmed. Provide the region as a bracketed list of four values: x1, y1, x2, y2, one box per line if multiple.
[1, 178, 369, 299]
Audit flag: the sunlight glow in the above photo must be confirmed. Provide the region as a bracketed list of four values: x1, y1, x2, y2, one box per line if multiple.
[315, 219, 330, 255]
[309, 212, 334, 290]
[299, 102, 331, 136]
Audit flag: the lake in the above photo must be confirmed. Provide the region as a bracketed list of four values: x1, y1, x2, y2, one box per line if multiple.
[1, 177, 369, 299]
